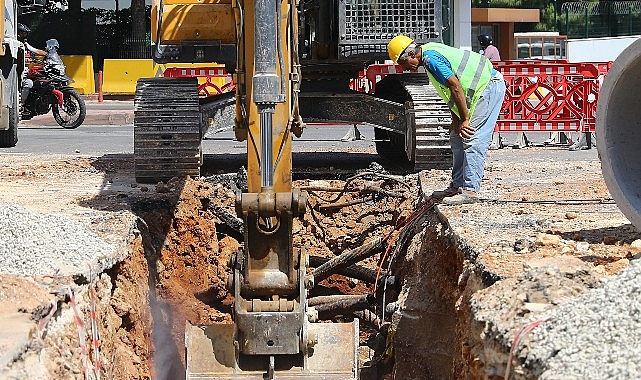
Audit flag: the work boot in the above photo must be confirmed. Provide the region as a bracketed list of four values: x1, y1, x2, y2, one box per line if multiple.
[431, 186, 460, 199]
[441, 189, 480, 205]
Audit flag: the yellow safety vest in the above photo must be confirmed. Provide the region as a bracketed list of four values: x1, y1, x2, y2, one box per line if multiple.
[421, 43, 494, 118]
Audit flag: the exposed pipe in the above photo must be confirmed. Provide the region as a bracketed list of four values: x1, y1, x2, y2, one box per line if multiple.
[309, 294, 375, 319]
[309, 255, 384, 284]
[311, 237, 384, 284]
[596, 38, 641, 230]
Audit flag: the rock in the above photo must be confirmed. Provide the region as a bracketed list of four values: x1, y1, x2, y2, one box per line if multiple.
[309, 180, 331, 188]
[524, 255, 592, 277]
[155, 183, 171, 193]
[524, 302, 552, 313]
[361, 215, 377, 225]
[606, 258, 630, 273]
[565, 212, 578, 219]
[576, 241, 590, 252]
[513, 239, 534, 253]
[630, 239, 641, 250]
[603, 235, 618, 245]
[536, 233, 561, 246]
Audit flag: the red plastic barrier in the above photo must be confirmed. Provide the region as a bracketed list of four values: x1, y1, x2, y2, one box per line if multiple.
[350, 63, 403, 93]
[494, 60, 613, 133]
[163, 66, 236, 96]
[351, 60, 613, 134]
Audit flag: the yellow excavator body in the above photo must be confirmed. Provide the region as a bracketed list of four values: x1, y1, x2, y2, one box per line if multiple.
[151, 0, 236, 44]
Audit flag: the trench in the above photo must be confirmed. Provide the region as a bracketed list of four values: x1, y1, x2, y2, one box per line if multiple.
[94, 176, 483, 379]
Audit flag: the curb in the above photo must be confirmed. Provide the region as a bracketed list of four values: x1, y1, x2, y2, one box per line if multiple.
[19, 111, 134, 127]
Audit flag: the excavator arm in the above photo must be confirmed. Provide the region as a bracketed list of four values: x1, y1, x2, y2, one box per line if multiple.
[138, 0, 359, 378]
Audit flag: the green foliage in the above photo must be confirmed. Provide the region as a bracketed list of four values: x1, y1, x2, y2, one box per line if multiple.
[471, 1, 585, 33]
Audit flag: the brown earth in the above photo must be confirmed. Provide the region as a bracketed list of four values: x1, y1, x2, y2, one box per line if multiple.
[0, 148, 639, 379]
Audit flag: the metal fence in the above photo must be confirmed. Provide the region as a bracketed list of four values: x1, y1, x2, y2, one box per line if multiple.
[95, 35, 152, 70]
[561, 1, 641, 38]
[338, 0, 442, 56]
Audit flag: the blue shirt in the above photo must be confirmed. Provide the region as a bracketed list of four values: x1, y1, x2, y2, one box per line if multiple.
[423, 49, 499, 86]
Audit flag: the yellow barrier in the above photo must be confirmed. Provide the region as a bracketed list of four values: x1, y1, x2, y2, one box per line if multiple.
[102, 59, 228, 95]
[102, 59, 157, 95]
[61, 55, 95, 94]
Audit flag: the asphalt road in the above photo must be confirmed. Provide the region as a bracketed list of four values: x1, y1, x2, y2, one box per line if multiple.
[9, 122, 376, 155]
[6, 118, 600, 177]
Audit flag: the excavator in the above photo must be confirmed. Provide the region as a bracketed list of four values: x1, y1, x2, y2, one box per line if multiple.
[134, 0, 453, 378]
[133, 0, 641, 377]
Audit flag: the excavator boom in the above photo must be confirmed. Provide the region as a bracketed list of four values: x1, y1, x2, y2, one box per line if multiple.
[143, 0, 359, 378]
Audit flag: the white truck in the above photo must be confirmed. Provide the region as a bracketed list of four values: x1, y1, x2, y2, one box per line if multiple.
[0, 0, 21, 147]
[566, 35, 641, 63]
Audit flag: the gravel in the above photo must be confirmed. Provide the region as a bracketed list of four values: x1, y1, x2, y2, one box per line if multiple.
[525, 258, 641, 379]
[0, 203, 116, 277]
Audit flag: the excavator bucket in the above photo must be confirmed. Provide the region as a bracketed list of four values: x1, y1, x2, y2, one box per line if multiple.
[185, 320, 359, 379]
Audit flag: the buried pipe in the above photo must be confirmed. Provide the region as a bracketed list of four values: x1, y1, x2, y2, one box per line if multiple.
[309, 255, 385, 284]
[353, 309, 380, 327]
[597, 38, 641, 231]
[311, 237, 384, 284]
[308, 294, 375, 319]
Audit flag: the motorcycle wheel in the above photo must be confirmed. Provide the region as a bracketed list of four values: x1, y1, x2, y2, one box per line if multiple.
[53, 89, 86, 129]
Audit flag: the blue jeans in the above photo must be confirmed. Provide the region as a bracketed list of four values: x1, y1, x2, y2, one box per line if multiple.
[450, 76, 506, 192]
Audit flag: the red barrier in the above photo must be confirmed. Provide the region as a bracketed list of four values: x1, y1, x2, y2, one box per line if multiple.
[350, 63, 403, 93]
[163, 66, 236, 96]
[350, 60, 613, 134]
[494, 60, 612, 133]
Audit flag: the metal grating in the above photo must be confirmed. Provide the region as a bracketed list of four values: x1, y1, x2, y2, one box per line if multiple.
[339, 0, 442, 56]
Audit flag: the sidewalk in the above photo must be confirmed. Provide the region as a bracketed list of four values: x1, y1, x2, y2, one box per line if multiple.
[19, 99, 135, 127]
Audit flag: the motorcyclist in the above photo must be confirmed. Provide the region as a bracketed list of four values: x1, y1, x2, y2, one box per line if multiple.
[17, 23, 47, 109]
[477, 34, 501, 62]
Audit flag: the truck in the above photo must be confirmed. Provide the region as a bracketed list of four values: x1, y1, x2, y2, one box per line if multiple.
[0, 0, 21, 147]
[134, 0, 460, 378]
[565, 35, 640, 63]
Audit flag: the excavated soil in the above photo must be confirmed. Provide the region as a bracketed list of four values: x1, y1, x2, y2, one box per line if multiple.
[0, 148, 639, 379]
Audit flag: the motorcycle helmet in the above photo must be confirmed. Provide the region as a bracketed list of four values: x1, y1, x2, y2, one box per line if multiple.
[478, 34, 493, 47]
[17, 23, 31, 42]
[45, 39, 60, 51]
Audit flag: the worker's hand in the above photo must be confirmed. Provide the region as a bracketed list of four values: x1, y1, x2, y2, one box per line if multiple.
[450, 118, 460, 133]
[459, 119, 475, 139]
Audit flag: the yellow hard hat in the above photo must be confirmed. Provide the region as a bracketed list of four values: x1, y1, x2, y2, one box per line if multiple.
[388, 35, 414, 63]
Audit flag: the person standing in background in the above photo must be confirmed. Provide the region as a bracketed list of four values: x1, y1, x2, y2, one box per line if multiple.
[478, 34, 501, 62]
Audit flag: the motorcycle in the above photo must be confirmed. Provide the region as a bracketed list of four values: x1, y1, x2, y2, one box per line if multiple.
[21, 39, 86, 129]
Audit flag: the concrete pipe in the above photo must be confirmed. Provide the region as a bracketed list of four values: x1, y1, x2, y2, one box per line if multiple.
[597, 38, 641, 230]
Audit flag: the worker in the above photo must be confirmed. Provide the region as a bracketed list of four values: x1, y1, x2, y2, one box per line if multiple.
[387, 35, 506, 205]
[477, 34, 501, 62]
[17, 23, 47, 107]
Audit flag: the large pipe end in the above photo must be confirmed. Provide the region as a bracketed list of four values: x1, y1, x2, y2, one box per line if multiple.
[597, 37, 641, 230]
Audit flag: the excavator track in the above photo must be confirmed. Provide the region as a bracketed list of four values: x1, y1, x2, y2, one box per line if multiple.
[397, 75, 452, 171]
[134, 77, 201, 183]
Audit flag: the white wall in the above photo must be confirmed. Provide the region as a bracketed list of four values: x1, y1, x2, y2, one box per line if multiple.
[452, 0, 472, 50]
[566, 35, 641, 63]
